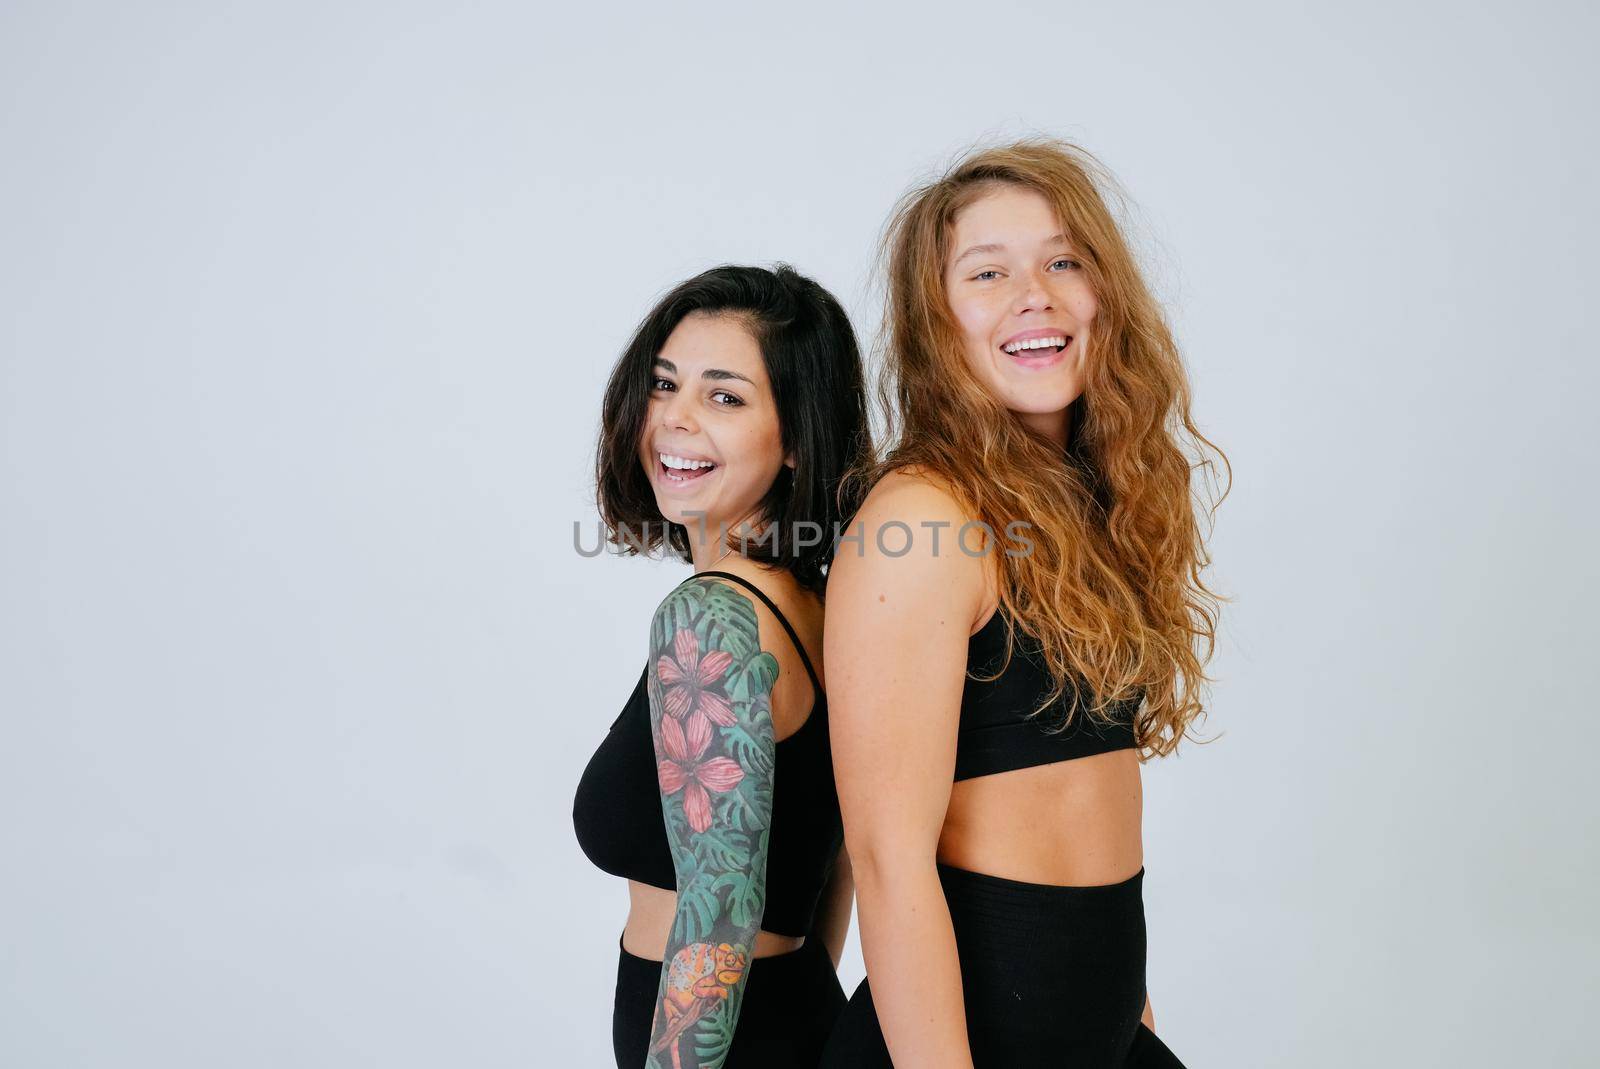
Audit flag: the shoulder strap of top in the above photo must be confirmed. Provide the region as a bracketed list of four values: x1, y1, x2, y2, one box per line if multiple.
[683, 570, 823, 697]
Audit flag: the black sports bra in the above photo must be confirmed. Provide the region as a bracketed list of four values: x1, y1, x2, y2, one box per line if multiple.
[571, 570, 843, 939]
[956, 605, 1142, 781]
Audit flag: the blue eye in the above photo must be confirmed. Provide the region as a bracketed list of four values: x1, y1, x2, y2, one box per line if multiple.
[973, 269, 1001, 281]
[1050, 258, 1081, 271]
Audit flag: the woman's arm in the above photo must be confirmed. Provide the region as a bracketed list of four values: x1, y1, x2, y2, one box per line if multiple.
[644, 577, 778, 1069]
[811, 845, 854, 968]
[826, 473, 988, 1069]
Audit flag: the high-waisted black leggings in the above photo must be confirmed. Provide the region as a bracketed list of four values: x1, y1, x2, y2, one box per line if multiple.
[819, 864, 1187, 1068]
[612, 932, 846, 1068]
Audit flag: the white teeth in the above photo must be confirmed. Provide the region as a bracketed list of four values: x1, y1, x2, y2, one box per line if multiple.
[660, 453, 715, 470]
[1002, 335, 1068, 355]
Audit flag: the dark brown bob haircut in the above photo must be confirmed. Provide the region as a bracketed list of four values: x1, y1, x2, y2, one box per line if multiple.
[594, 264, 872, 594]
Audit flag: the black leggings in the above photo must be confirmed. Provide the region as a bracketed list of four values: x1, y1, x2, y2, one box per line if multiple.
[819, 864, 1187, 1068]
[612, 932, 846, 1068]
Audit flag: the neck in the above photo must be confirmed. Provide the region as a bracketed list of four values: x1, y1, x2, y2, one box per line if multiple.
[688, 508, 761, 572]
[1018, 404, 1072, 449]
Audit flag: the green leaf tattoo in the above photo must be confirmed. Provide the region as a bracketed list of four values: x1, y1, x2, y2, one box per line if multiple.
[644, 578, 777, 1069]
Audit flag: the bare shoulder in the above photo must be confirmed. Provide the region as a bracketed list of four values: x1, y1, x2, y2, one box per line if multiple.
[678, 562, 823, 738]
[699, 560, 823, 651]
[859, 464, 974, 524]
[830, 465, 989, 636]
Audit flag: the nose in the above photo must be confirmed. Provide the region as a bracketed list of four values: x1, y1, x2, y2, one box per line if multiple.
[1012, 271, 1054, 316]
[658, 384, 697, 434]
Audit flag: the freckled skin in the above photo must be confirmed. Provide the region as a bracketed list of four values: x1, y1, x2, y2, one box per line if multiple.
[944, 184, 1100, 446]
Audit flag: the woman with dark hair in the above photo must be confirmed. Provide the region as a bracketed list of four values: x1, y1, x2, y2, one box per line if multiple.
[573, 263, 873, 1068]
[819, 140, 1227, 1067]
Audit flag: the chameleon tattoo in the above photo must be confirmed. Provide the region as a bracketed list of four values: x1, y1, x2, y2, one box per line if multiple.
[648, 942, 748, 1069]
[644, 577, 778, 1069]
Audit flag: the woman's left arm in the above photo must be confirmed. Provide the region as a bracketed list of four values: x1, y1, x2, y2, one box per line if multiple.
[643, 577, 778, 1069]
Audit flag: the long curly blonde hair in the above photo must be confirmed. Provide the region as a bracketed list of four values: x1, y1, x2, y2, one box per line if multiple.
[845, 138, 1230, 758]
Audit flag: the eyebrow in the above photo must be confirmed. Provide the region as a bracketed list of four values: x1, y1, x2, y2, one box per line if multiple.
[952, 232, 1072, 267]
[651, 358, 755, 385]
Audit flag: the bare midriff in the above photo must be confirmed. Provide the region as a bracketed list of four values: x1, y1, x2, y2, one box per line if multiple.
[621, 881, 805, 961]
[936, 746, 1144, 887]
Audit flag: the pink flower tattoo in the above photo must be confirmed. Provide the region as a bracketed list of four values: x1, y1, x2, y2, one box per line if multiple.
[657, 628, 736, 740]
[656, 689, 745, 834]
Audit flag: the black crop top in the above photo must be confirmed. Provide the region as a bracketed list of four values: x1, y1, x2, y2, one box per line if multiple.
[956, 606, 1141, 781]
[572, 570, 843, 939]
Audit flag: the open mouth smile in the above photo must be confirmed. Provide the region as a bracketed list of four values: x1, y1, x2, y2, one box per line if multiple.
[999, 333, 1071, 366]
[657, 451, 719, 485]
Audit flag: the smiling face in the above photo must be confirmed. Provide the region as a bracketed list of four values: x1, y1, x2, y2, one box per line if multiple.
[637, 312, 792, 558]
[944, 183, 1098, 446]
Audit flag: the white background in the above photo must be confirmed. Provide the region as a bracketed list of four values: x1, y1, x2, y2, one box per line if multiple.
[3, 1, 1596, 1066]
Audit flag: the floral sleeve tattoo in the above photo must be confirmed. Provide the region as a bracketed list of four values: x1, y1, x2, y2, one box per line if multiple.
[644, 578, 777, 1069]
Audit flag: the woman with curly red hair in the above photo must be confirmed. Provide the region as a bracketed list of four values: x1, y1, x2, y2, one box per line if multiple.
[820, 140, 1226, 1067]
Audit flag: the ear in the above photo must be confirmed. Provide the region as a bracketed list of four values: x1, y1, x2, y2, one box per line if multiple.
[784, 454, 797, 470]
